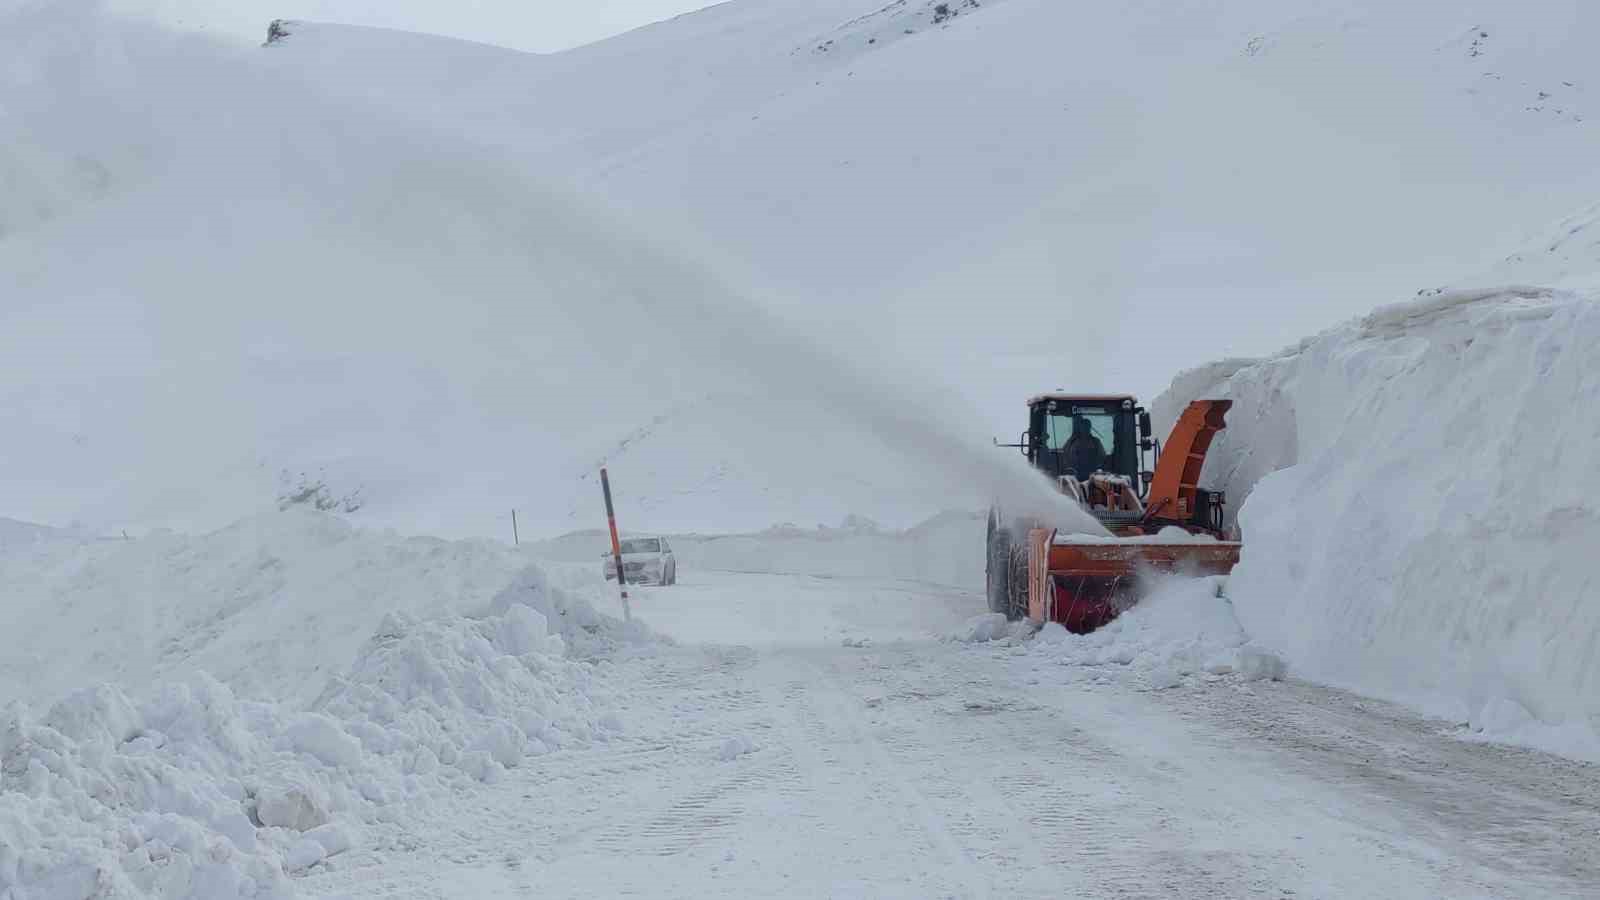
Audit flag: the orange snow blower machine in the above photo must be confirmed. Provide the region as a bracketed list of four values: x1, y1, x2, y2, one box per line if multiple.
[987, 395, 1241, 633]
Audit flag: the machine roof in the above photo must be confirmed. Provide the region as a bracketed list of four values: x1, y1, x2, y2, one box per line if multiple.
[1026, 393, 1138, 406]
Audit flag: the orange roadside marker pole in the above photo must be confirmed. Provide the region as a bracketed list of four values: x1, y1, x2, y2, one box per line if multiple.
[600, 467, 632, 622]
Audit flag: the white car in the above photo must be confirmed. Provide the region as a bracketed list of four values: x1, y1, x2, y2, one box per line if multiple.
[602, 536, 677, 586]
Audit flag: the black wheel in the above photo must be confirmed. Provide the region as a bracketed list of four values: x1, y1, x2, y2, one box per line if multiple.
[667, 562, 676, 585]
[1005, 544, 1031, 621]
[986, 519, 1012, 616]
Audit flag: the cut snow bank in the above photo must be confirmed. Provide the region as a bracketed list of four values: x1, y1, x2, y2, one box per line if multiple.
[1153, 286, 1600, 760]
[0, 513, 649, 898]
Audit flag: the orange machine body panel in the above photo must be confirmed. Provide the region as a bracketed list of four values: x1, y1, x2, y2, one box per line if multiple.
[1026, 532, 1242, 632]
[1143, 399, 1232, 525]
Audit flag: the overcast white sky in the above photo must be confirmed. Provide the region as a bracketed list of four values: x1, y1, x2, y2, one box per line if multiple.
[112, 0, 719, 52]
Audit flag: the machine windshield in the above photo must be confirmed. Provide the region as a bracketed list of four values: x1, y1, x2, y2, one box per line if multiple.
[1040, 405, 1123, 480]
[620, 538, 660, 554]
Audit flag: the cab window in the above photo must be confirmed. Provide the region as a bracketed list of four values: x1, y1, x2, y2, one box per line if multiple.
[1044, 408, 1117, 455]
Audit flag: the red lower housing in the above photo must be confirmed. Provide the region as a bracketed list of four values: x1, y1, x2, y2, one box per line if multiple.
[1026, 530, 1242, 634]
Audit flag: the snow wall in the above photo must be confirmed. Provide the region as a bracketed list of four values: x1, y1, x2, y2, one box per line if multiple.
[1153, 287, 1600, 758]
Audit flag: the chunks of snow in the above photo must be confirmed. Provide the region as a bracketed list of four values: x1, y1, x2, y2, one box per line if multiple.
[1155, 286, 1600, 760]
[282, 713, 364, 769]
[0, 514, 641, 898]
[1235, 646, 1288, 683]
[254, 781, 331, 832]
[1030, 576, 1276, 687]
[955, 613, 1011, 643]
[283, 823, 355, 872]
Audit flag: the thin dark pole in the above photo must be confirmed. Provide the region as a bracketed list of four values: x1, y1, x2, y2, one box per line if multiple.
[600, 467, 631, 621]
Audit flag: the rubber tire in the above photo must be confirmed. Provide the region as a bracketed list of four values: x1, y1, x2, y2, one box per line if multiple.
[986, 522, 1012, 616]
[1005, 544, 1031, 622]
[666, 562, 676, 586]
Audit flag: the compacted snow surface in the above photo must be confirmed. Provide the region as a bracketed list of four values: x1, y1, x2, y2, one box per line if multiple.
[4, 513, 1598, 899]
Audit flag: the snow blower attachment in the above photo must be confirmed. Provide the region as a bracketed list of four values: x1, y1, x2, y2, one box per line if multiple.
[988, 396, 1242, 632]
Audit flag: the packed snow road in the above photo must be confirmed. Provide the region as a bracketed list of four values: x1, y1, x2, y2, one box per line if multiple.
[301, 570, 1599, 899]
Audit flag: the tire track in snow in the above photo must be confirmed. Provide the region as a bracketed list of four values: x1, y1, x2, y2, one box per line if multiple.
[792, 649, 994, 900]
[520, 645, 806, 869]
[831, 644, 1272, 899]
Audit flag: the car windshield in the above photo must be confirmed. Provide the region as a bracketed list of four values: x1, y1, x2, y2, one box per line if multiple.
[620, 538, 660, 554]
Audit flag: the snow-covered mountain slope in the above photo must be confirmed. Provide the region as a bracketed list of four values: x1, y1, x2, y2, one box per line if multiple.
[5, 0, 1600, 541]
[1153, 285, 1600, 760]
[1, 2, 1094, 540]
[264, 0, 1600, 401]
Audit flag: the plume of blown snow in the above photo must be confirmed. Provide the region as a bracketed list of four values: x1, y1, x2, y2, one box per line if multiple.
[0, 1, 1097, 539]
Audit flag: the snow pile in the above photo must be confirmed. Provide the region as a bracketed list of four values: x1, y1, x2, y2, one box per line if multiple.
[954, 613, 1013, 644]
[1155, 287, 1600, 759]
[1030, 577, 1283, 688]
[0, 603, 611, 897]
[0, 512, 645, 898]
[0, 510, 543, 710]
[473, 566, 658, 660]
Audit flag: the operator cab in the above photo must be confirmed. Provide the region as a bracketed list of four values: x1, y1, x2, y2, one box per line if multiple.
[995, 394, 1230, 538]
[1022, 394, 1154, 488]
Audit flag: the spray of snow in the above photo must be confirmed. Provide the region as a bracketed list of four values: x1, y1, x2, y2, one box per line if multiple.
[0, 2, 1099, 541]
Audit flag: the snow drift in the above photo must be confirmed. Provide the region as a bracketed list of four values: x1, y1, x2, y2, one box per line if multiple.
[0, 510, 549, 710]
[1155, 286, 1600, 759]
[0, 512, 647, 898]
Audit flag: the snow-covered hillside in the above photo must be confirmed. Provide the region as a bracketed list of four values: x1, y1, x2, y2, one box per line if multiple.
[7, 0, 1600, 539]
[265, 0, 1600, 400]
